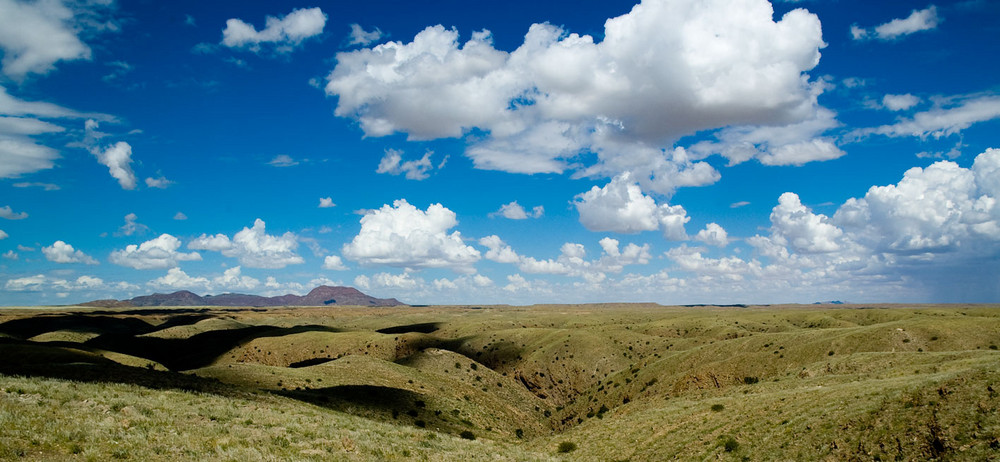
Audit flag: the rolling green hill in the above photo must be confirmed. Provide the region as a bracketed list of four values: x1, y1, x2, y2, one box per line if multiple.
[1, 303, 998, 460]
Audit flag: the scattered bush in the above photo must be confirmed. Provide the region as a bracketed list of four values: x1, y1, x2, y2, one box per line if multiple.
[743, 376, 759, 385]
[557, 441, 577, 453]
[459, 430, 476, 440]
[515, 428, 524, 439]
[721, 436, 739, 452]
[711, 404, 725, 412]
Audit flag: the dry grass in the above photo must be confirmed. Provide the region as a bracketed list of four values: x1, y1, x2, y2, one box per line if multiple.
[1, 303, 998, 460]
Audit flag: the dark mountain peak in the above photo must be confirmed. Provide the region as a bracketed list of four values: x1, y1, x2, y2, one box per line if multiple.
[84, 286, 404, 308]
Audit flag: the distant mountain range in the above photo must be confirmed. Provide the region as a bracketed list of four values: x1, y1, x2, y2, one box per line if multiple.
[81, 286, 404, 308]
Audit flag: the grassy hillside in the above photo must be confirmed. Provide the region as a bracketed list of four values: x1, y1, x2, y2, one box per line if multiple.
[1, 303, 998, 460]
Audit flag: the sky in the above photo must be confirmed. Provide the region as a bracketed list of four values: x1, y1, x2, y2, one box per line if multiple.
[1, 0, 999, 306]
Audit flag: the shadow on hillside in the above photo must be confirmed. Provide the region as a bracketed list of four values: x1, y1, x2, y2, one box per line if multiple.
[447, 339, 525, 370]
[376, 322, 442, 334]
[84, 324, 342, 371]
[280, 384, 424, 411]
[0, 338, 240, 396]
[0, 313, 215, 339]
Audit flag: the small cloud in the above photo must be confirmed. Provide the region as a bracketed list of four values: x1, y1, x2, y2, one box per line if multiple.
[0, 230, 7, 240]
[224, 56, 249, 68]
[222, 7, 327, 54]
[116, 213, 149, 237]
[881, 93, 921, 111]
[0, 206, 28, 220]
[318, 226, 333, 234]
[2, 250, 16, 259]
[42, 240, 99, 265]
[376, 148, 436, 180]
[323, 255, 348, 270]
[730, 201, 751, 208]
[17, 245, 34, 251]
[267, 154, 299, 167]
[319, 197, 336, 208]
[145, 175, 174, 189]
[694, 223, 730, 247]
[184, 14, 196, 27]
[101, 60, 133, 83]
[347, 23, 383, 46]
[853, 6, 940, 41]
[93, 141, 137, 190]
[174, 212, 188, 220]
[490, 201, 544, 220]
[191, 42, 218, 54]
[12, 182, 59, 191]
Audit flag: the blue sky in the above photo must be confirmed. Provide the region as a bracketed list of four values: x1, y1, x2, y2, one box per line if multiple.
[2, 0, 999, 306]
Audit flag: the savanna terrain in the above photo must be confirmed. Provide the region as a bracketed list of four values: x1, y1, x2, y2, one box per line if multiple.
[1, 303, 998, 460]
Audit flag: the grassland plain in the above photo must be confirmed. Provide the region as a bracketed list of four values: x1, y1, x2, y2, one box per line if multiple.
[0, 303, 998, 461]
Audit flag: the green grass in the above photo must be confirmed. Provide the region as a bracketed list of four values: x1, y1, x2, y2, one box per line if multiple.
[1, 303, 999, 460]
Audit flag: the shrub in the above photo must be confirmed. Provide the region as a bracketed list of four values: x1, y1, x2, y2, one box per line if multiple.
[711, 404, 725, 412]
[459, 430, 476, 440]
[515, 428, 524, 439]
[743, 376, 759, 385]
[721, 436, 739, 452]
[557, 441, 577, 453]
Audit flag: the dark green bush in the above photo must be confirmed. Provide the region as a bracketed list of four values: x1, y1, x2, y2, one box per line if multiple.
[711, 404, 725, 412]
[721, 436, 739, 452]
[459, 430, 476, 440]
[557, 441, 577, 453]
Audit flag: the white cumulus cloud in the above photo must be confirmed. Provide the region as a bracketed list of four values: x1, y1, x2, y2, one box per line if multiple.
[491, 201, 543, 220]
[93, 141, 136, 190]
[42, 240, 98, 264]
[876, 6, 939, 38]
[110, 234, 202, 269]
[148, 267, 210, 291]
[882, 93, 921, 111]
[574, 173, 690, 240]
[376, 148, 437, 180]
[326, 0, 829, 190]
[322, 255, 348, 270]
[213, 266, 260, 291]
[342, 199, 480, 272]
[355, 272, 422, 290]
[0, 205, 27, 220]
[319, 197, 336, 208]
[189, 219, 304, 269]
[347, 23, 383, 46]
[695, 223, 730, 247]
[222, 7, 327, 53]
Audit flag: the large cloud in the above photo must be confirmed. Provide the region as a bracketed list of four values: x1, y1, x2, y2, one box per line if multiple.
[574, 173, 690, 240]
[730, 148, 1000, 301]
[0, 0, 96, 79]
[326, 0, 828, 188]
[0, 87, 111, 179]
[110, 234, 202, 269]
[222, 7, 326, 53]
[189, 219, 304, 269]
[833, 149, 1000, 255]
[342, 199, 480, 272]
